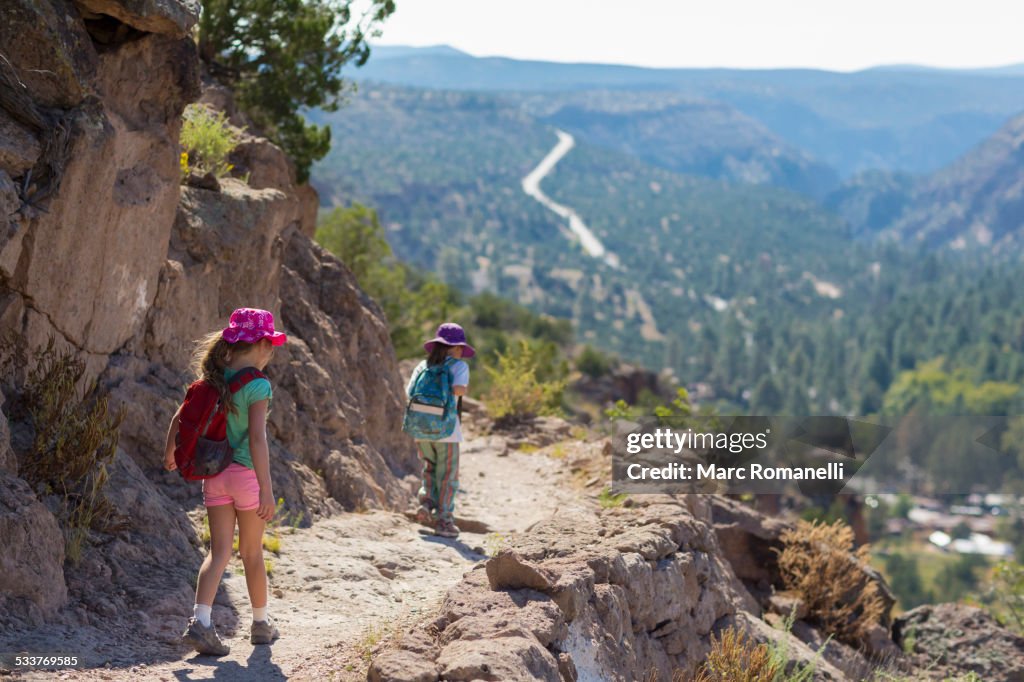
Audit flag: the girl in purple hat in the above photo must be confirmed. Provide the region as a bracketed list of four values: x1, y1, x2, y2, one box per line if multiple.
[406, 322, 475, 538]
[162, 308, 287, 655]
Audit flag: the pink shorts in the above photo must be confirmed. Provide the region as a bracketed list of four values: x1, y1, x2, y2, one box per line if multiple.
[202, 463, 260, 511]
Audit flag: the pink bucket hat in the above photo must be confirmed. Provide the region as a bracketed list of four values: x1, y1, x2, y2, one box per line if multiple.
[423, 322, 475, 358]
[222, 308, 288, 346]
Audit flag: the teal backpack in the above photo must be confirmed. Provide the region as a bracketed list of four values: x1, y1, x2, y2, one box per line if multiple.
[402, 358, 459, 440]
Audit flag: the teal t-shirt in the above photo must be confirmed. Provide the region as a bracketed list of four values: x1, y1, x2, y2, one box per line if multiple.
[224, 367, 272, 469]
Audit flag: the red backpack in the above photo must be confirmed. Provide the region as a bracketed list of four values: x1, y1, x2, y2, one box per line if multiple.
[174, 367, 266, 480]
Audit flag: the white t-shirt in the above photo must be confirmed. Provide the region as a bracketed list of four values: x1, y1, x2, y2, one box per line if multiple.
[406, 359, 470, 443]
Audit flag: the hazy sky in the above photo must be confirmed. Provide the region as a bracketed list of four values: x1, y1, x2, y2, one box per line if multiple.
[361, 0, 1024, 72]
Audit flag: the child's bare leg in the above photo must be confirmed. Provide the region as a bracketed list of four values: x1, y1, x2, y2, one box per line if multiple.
[236, 508, 268, 610]
[196, 504, 237, 606]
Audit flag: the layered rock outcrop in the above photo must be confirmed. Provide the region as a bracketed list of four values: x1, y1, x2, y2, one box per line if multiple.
[894, 603, 1024, 681]
[0, 0, 415, 633]
[369, 495, 856, 682]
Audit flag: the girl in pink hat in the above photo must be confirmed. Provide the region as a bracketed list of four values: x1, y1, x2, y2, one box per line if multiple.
[162, 308, 287, 655]
[406, 322, 475, 538]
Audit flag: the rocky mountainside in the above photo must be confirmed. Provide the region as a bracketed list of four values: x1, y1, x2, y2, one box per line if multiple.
[828, 112, 1024, 252]
[0, 0, 415, 635]
[885, 111, 1024, 251]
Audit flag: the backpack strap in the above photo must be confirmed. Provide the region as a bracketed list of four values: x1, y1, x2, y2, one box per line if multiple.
[442, 357, 463, 420]
[228, 367, 267, 393]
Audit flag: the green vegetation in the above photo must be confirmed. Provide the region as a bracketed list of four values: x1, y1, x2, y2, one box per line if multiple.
[679, 612, 830, 682]
[354, 49, 1024, 179]
[872, 535, 1005, 615]
[576, 344, 614, 378]
[316, 202, 575, 403]
[484, 340, 567, 422]
[355, 621, 391, 663]
[933, 554, 989, 603]
[180, 104, 242, 179]
[597, 486, 628, 508]
[976, 561, 1024, 633]
[881, 553, 932, 610]
[602, 387, 705, 429]
[311, 83, 1024, 494]
[198, 0, 396, 181]
[311, 84, 1024, 412]
[764, 610, 828, 682]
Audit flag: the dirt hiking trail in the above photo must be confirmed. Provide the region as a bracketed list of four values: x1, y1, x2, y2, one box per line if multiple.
[15, 432, 592, 681]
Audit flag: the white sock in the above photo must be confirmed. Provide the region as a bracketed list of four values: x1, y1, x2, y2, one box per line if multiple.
[252, 606, 268, 623]
[193, 603, 212, 628]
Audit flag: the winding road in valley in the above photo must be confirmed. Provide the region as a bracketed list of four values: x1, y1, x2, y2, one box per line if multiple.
[522, 130, 621, 269]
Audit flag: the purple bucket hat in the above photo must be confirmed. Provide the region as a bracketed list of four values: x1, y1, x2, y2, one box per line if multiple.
[222, 308, 288, 346]
[424, 322, 475, 358]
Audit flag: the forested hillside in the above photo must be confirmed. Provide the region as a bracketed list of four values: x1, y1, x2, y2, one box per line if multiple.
[313, 83, 1023, 411]
[312, 65, 1024, 494]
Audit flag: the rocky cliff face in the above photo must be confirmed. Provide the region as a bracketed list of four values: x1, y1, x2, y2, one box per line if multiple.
[886, 111, 1024, 251]
[0, 0, 415, 634]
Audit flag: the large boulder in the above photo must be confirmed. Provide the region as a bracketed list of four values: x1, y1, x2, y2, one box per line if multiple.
[570, 362, 672, 407]
[371, 498, 759, 681]
[0, 0, 98, 110]
[709, 495, 789, 588]
[73, 0, 201, 38]
[0, 474, 67, 628]
[894, 603, 1024, 681]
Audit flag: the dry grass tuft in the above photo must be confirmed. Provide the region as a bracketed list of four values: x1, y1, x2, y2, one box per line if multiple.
[776, 519, 887, 646]
[1, 336, 126, 564]
[693, 626, 780, 682]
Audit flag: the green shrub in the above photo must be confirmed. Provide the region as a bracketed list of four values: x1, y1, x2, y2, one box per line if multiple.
[576, 344, 614, 378]
[180, 104, 242, 179]
[597, 486, 628, 508]
[981, 561, 1024, 633]
[484, 340, 566, 423]
[604, 399, 631, 420]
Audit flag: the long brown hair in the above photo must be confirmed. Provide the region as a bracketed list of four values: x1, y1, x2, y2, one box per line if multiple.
[427, 342, 452, 366]
[190, 332, 258, 413]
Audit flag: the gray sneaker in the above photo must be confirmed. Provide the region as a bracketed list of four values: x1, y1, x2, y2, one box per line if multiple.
[181, 617, 230, 656]
[251, 617, 280, 645]
[414, 503, 435, 526]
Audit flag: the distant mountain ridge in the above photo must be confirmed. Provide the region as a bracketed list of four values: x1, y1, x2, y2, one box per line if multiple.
[370, 44, 470, 60]
[353, 45, 1024, 178]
